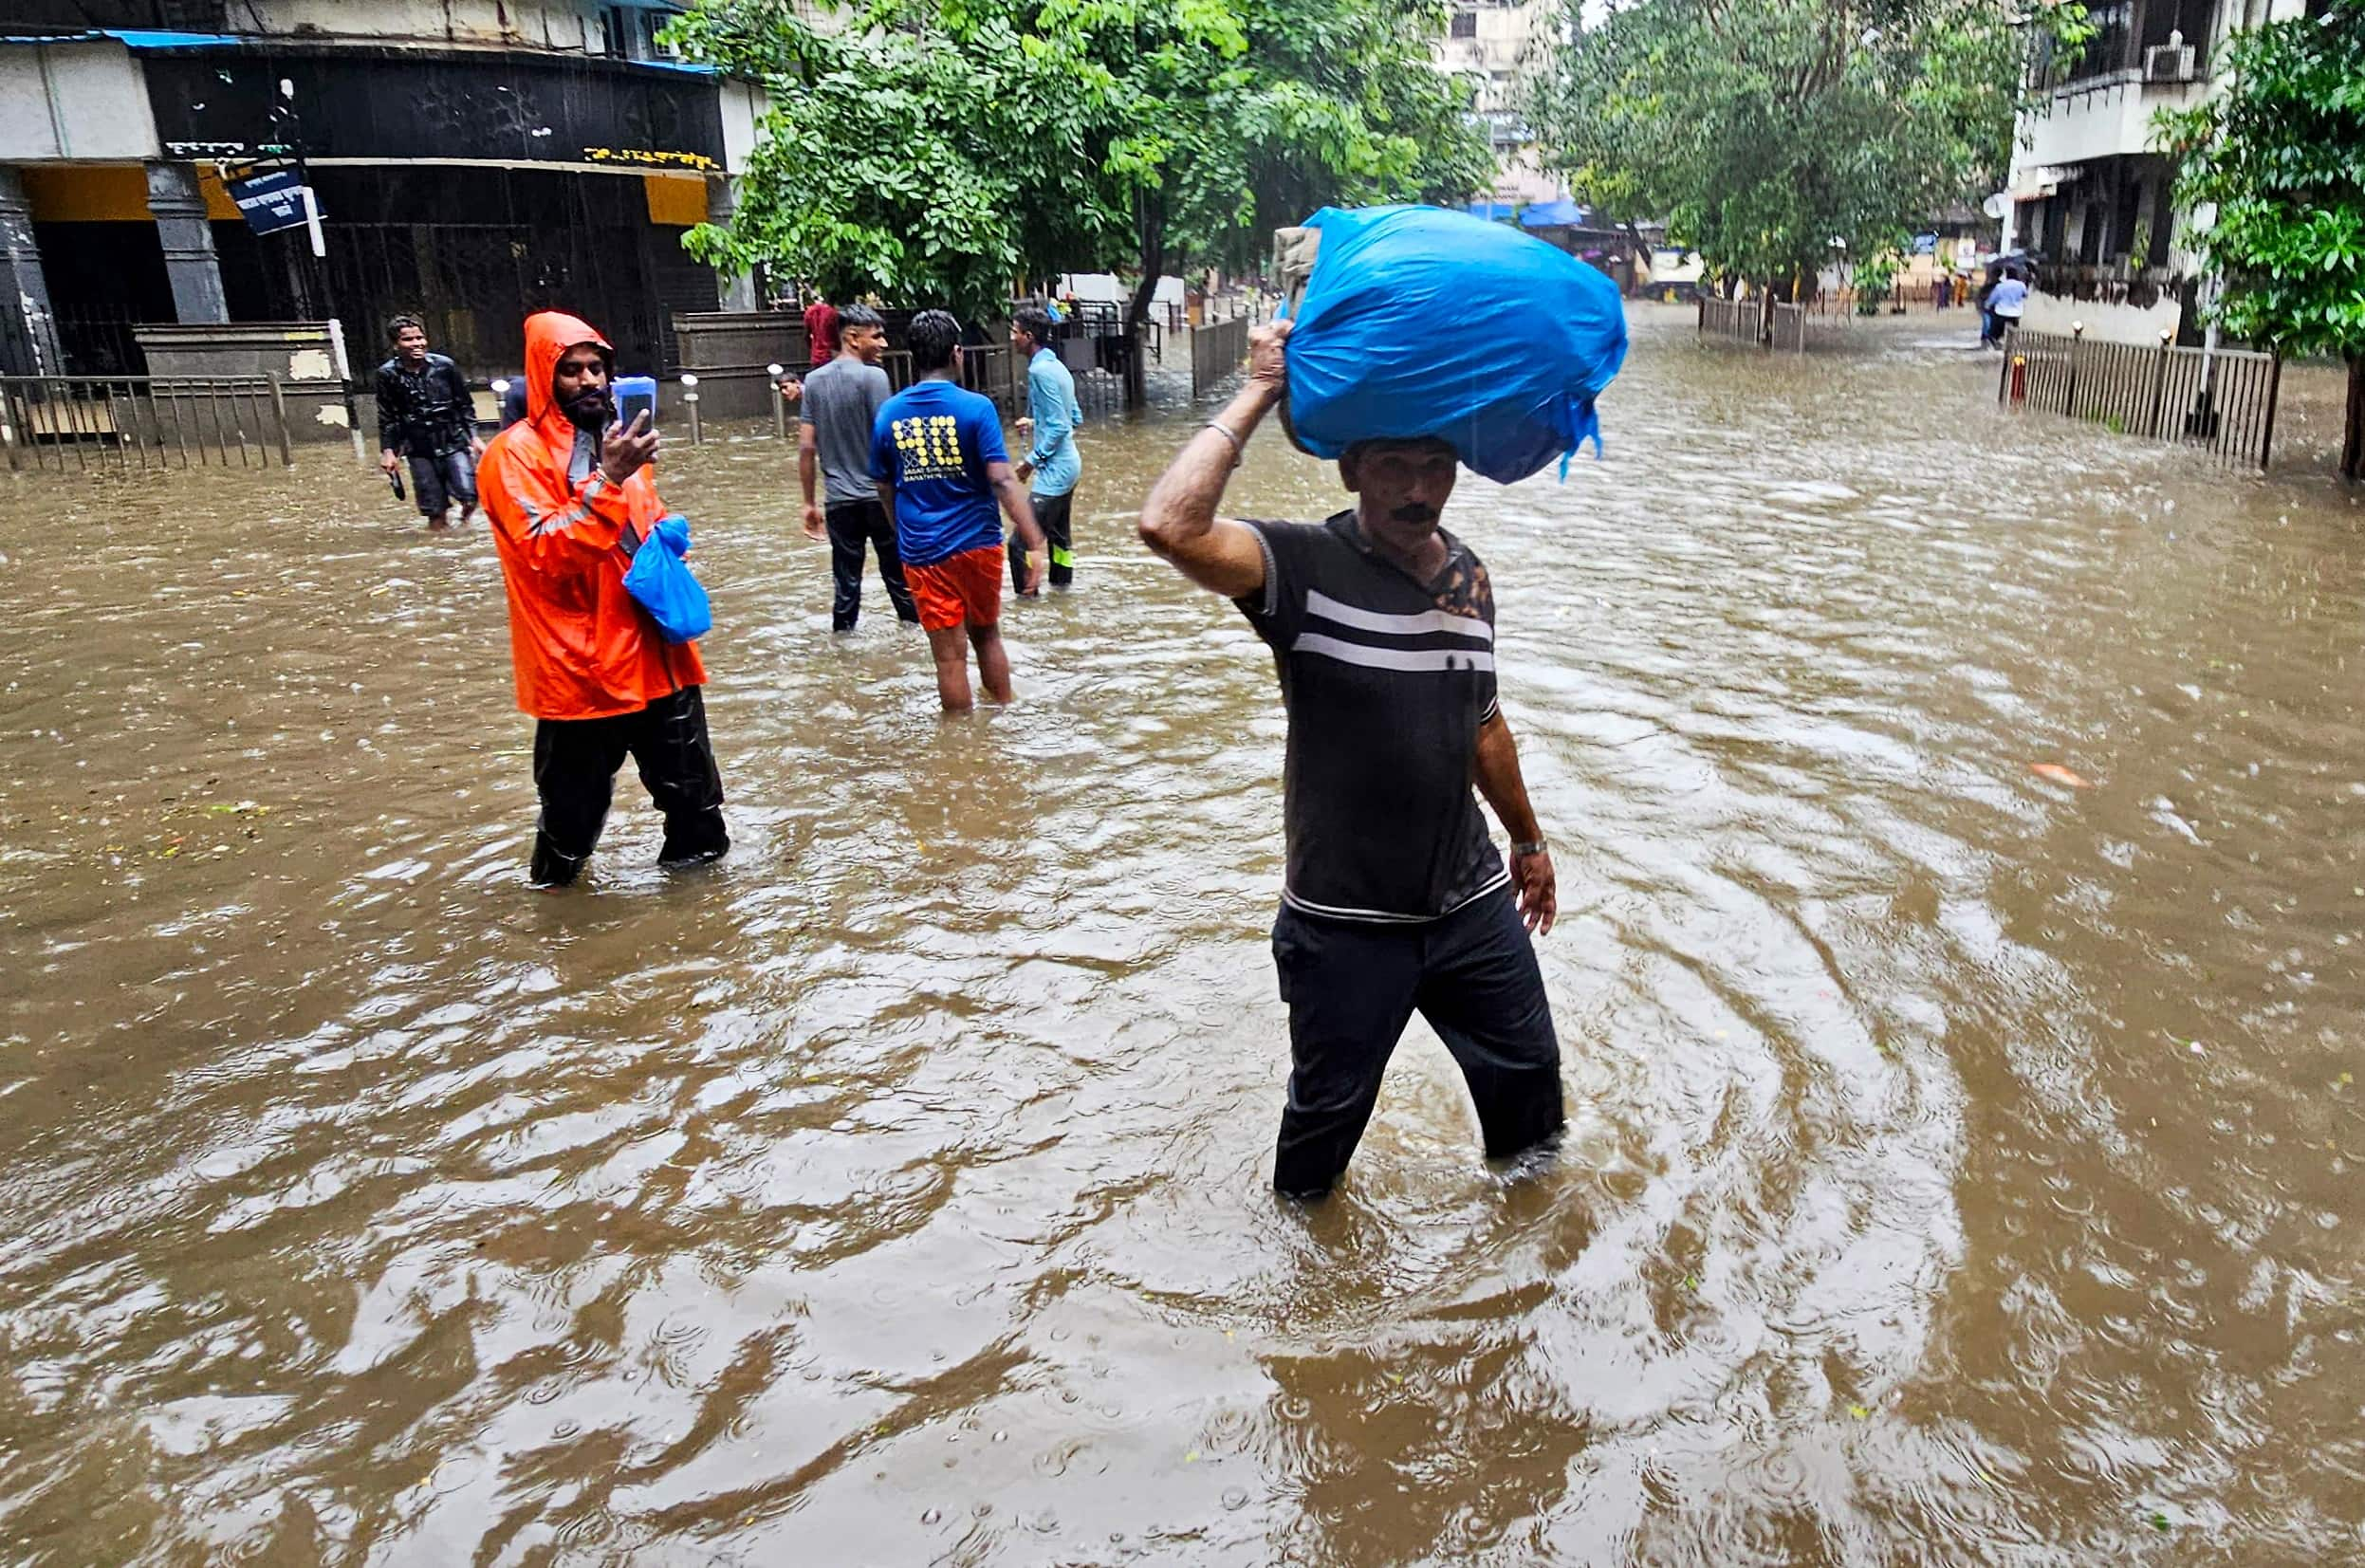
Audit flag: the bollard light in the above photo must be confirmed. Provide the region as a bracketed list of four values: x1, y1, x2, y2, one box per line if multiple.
[491, 378, 509, 395]
[767, 362, 784, 378]
[767, 363, 788, 439]
[2071, 321, 2084, 336]
[679, 374, 704, 446]
[679, 374, 699, 389]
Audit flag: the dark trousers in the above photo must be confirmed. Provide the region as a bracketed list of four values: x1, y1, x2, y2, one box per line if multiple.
[827, 498, 918, 632]
[529, 685, 728, 885]
[1010, 490, 1075, 594]
[408, 448, 477, 517]
[1270, 888, 1563, 1197]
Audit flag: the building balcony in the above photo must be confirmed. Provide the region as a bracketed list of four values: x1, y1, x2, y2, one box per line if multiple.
[2032, 261, 2188, 311]
[2016, 71, 2207, 173]
[2017, 0, 2216, 167]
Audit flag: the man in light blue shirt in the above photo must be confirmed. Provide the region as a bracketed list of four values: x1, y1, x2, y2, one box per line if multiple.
[1009, 304, 1083, 594]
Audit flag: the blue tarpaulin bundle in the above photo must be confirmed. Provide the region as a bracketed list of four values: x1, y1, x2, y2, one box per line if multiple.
[1278, 205, 1629, 484]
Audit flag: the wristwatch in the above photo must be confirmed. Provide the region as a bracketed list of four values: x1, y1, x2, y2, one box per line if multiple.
[1511, 839, 1547, 858]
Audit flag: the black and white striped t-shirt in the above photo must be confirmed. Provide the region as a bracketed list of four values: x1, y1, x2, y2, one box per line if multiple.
[1235, 510, 1507, 923]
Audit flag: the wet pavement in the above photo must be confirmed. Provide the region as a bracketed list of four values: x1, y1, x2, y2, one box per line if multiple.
[2, 307, 2361, 1564]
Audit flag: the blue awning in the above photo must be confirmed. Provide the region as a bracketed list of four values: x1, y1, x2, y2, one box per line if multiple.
[0, 28, 716, 72]
[0, 29, 243, 48]
[1519, 198, 1593, 230]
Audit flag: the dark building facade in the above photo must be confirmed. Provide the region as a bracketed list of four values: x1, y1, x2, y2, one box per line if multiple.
[0, 2, 761, 382]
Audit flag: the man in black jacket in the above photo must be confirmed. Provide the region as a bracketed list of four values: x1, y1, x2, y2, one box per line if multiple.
[376, 315, 484, 530]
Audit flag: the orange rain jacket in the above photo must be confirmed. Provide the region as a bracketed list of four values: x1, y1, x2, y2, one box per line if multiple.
[479, 311, 707, 721]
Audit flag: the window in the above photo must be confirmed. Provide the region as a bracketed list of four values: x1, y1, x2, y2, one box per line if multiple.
[600, 6, 681, 62]
[1450, 10, 1478, 38]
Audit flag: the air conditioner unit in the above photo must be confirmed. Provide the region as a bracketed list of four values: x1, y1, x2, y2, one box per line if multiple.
[2143, 42, 2196, 83]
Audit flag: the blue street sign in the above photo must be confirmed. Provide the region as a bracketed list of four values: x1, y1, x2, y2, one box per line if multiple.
[228, 168, 318, 235]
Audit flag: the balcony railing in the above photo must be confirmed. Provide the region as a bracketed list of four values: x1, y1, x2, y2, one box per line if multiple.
[2032, 262, 2188, 311]
[2027, 2, 2209, 98]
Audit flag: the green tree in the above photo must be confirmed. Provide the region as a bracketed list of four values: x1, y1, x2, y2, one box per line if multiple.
[2156, 5, 2365, 479]
[660, 0, 1102, 321]
[1524, 0, 2077, 311]
[663, 0, 1489, 388]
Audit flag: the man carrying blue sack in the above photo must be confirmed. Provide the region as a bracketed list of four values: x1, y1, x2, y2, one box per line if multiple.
[1137, 320, 1564, 1200]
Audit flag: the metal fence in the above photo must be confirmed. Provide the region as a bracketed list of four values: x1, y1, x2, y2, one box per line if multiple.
[2002, 326, 2281, 469]
[1, 375, 293, 472]
[55, 305, 156, 377]
[867, 345, 1021, 411]
[670, 341, 1130, 448]
[1192, 315, 1251, 397]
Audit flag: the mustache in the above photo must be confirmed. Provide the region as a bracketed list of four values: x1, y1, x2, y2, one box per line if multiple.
[1389, 503, 1438, 524]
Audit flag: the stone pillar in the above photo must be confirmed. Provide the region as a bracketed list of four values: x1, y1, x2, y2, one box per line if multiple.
[707, 176, 757, 313]
[0, 167, 64, 375]
[145, 160, 229, 324]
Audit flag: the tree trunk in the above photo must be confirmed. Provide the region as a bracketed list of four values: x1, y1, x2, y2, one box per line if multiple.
[1125, 192, 1166, 409]
[2345, 354, 2364, 483]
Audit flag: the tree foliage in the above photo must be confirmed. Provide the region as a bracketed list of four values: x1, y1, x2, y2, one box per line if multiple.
[2156, 7, 2365, 360]
[662, 0, 1491, 328]
[1523, 0, 2079, 293]
[2156, 3, 2365, 478]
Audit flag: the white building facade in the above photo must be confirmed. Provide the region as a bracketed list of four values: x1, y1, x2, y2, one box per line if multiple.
[2002, 0, 2315, 343]
[1436, 0, 1566, 211]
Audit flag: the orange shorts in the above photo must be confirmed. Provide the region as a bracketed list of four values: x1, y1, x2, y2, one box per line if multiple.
[904, 543, 1005, 632]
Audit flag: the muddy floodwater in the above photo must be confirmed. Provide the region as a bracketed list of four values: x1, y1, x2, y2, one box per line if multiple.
[3, 309, 2362, 1565]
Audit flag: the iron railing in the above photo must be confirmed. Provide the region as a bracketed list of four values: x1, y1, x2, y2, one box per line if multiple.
[2030, 264, 2186, 312]
[663, 342, 1132, 447]
[2002, 325, 2280, 469]
[0, 375, 293, 472]
[54, 305, 156, 377]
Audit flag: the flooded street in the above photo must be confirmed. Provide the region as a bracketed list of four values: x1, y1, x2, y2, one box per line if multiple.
[5, 306, 2363, 1564]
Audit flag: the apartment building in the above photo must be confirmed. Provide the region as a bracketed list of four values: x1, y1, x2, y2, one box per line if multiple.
[2001, 0, 2316, 343]
[1437, 0, 1565, 212]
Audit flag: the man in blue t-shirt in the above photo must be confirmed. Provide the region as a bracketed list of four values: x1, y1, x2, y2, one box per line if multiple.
[870, 310, 1046, 711]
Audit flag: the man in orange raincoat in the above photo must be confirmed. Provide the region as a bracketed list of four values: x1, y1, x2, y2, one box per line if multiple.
[479, 310, 729, 886]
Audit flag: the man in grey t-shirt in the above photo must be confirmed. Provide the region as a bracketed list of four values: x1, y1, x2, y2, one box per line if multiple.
[800, 304, 917, 631]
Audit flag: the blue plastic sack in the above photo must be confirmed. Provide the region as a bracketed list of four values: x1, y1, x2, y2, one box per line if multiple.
[622, 513, 711, 643]
[1280, 205, 1629, 484]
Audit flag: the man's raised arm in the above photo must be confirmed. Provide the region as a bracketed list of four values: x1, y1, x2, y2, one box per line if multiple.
[1137, 320, 1292, 600]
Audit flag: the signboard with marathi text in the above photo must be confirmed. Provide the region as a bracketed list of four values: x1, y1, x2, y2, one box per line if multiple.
[227, 168, 316, 235]
[143, 51, 725, 174]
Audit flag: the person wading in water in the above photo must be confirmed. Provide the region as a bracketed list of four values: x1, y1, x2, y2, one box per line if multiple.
[869, 309, 1047, 712]
[1136, 319, 1564, 1199]
[1008, 304, 1084, 595]
[478, 310, 730, 886]
[801, 304, 918, 632]
[376, 314, 483, 530]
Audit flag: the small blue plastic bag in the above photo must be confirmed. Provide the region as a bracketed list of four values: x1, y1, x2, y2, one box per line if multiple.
[622, 513, 711, 643]
[1278, 205, 1629, 484]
